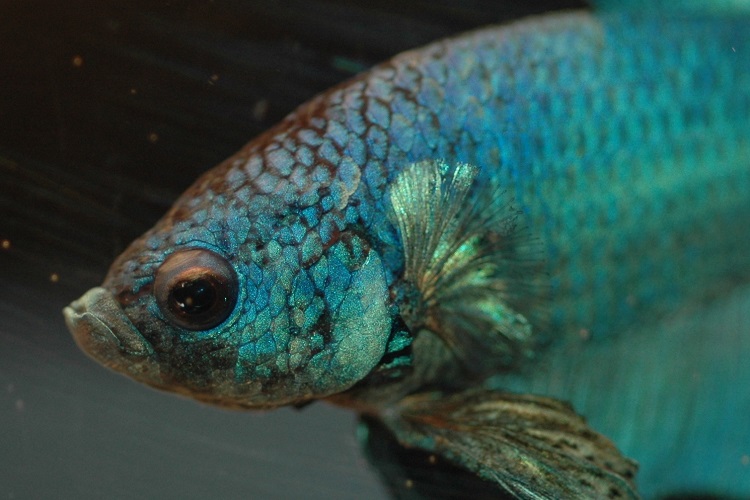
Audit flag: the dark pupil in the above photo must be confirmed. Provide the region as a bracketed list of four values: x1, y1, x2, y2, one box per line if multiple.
[171, 279, 219, 315]
[154, 249, 238, 331]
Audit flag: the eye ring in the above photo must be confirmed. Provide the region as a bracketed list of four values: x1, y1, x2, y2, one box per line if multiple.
[153, 248, 238, 331]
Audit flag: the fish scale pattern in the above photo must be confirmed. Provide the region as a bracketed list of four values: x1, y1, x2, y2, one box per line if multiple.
[255, 14, 741, 329]
[105, 11, 750, 402]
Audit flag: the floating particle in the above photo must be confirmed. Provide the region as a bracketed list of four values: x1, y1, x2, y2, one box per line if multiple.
[71, 55, 84, 68]
[1, 239, 10, 250]
[253, 99, 269, 121]
[331, 56, 367, 74]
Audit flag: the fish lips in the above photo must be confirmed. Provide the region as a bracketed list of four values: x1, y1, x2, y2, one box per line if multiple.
[64, 287, 161, 380]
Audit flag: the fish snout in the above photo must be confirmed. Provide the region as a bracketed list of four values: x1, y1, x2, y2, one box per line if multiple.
[64, 287, 159, 377]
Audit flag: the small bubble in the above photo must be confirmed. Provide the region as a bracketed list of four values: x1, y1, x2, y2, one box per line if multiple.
[15, 399, 24, 412]
[1, 239, 10, 250]
[72, 55, 84, 68]
[148, 132, 159, 143]
[404, 479, 413, 489]
[50, 273, 60, 283]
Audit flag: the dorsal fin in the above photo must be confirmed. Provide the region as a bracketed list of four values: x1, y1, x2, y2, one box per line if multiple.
[387, 160, 544, 374]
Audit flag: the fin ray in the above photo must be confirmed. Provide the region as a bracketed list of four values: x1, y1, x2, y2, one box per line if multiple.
[387, 160, 544, 373]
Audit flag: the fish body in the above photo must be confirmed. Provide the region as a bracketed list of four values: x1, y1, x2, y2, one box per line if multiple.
[65, 9, 750, 499]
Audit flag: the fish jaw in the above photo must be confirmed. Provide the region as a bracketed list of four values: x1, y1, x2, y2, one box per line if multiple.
[64, 287, 161, 382]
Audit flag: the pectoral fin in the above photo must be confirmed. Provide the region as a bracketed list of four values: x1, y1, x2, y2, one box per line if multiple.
[387, 160, 546, 375]
[380, 389, 639, 499]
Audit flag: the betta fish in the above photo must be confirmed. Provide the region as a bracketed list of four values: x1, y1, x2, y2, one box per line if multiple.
[64, 3, 750, 498]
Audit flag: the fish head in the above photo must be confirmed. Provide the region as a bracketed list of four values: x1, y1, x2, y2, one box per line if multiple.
[64, 158, 393, 409]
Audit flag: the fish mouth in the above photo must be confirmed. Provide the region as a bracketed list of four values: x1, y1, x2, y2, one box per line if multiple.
[64, 287, 157, 373]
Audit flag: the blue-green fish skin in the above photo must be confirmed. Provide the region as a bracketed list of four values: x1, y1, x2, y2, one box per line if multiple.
[494, 282, 750, 497]
[593, 0, 750, 14]
[64, 9, 750, 497]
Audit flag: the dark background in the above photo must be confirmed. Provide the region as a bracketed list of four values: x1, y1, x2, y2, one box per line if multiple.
[0, 1, 588, 499]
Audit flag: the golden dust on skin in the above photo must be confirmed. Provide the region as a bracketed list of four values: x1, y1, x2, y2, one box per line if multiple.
[1, 239, 10, 250]
[742, 455, 750, 466]
[404, 479, 414, 489]
[71, 55, 84, 68]
[148, 132, 159, 144]
[50, 273, 60, 283]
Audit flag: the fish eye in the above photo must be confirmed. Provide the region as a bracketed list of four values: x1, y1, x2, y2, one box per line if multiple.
[153, 249, 238, 331]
